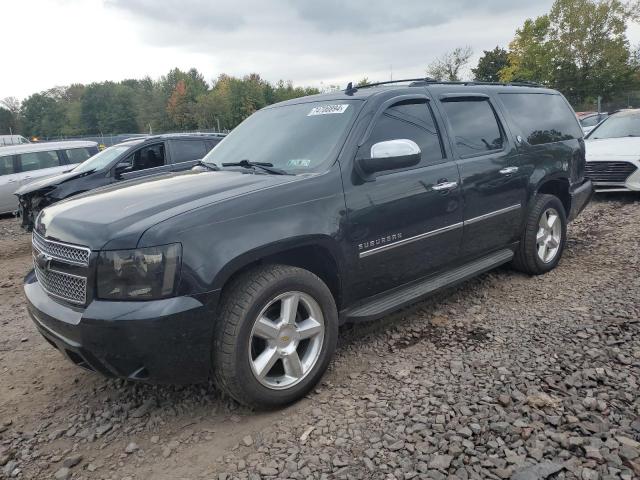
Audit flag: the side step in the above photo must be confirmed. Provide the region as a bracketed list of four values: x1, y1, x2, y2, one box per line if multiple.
[343, 249, 514, 323]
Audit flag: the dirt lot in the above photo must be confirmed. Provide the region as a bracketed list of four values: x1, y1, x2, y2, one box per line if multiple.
[1, 195, 639, 480]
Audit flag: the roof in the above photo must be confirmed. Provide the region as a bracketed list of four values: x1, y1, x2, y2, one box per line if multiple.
[269, 79, 558, 108]
[121, 132, 227, 144]
[0, 140, 98, 156]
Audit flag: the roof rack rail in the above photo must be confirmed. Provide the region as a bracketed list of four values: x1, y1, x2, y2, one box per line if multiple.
[352, 78, 544, 90]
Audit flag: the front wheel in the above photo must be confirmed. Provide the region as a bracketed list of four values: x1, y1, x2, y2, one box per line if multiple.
[512, 194, 567, 275]
[213, 264, 338, 409]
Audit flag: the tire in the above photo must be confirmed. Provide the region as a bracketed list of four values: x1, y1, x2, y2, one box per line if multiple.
[212, 264, 338, 409]
[512, 194, 567, 275]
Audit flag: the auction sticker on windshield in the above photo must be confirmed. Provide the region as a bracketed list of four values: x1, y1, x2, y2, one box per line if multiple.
[308, 104, 350, 116]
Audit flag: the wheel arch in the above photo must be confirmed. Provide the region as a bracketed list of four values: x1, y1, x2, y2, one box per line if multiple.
[212, 236, 344, 309]
[534, 176, 571, 216]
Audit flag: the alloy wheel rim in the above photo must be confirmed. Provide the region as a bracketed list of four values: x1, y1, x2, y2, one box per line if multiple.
[536, 208, 562, 263]
[248, 291, 325, 390]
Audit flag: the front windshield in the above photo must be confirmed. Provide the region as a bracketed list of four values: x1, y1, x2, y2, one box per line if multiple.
[589, 112, 640, 139]
[72, 143, 135, 173]
[202, 100, 360, 173]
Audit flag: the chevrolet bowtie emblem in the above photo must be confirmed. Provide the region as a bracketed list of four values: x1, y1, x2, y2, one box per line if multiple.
[35, 252, 52, 271]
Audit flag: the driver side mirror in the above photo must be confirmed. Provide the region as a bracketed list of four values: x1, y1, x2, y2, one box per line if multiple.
[114, 162, 132, 179]
[356, 139, 421, 178]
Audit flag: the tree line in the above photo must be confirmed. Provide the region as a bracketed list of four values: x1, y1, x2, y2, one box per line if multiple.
[1, 0, 639, 138]
[0, 71, 319, 138]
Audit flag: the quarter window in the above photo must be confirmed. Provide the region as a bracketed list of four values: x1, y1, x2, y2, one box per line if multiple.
[0, 156, 15, 176]
[170, 140, 207, 164]
[441, 100, 504, 157]
[499, 93, 583, 145]
[363, 99, 444, 168]
[18, 151, 61, 172]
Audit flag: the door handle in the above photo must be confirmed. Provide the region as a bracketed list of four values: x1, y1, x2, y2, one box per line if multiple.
[432, 181, 458, 192]
[7, 179, 16, 183]
[499, 166, 519, 175]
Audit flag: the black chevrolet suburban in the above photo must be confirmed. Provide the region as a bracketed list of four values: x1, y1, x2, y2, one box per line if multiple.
[25, 80, 593, 408]
[16, 133, 225, 230]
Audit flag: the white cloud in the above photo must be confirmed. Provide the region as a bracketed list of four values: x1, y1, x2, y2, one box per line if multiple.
[0, 0, 637, 100]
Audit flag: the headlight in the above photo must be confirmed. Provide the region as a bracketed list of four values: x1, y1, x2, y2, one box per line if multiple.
[97, 244, 182, 300]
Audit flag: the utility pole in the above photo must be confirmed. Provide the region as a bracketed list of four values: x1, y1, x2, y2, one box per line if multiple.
[390, 65, 393, 81]
[597, 96, 602, 113]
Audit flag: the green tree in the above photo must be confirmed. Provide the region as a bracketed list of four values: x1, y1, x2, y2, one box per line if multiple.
[472, 47, 509, 82]
[501, 0, 640, 105]
[21, 91, 66, 138]
[427, 46, 473, 81]
[0, 97, 21, 134]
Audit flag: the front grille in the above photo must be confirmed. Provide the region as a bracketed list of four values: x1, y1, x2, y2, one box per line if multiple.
[34, 259, 87, 305]
[585, 161, 637, 184]
[32, 232, 90, 266]
[32, 234, 90, 305]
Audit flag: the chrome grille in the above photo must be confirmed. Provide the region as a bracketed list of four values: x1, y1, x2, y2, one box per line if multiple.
[32, 232, 90, 266]
[585, 161, 637, 184]
[33, 259, 87, 305]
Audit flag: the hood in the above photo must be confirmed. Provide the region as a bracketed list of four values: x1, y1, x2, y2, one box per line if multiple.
[36, 170, 298, 250]
[586, 137, 640, 160]
[15, 168, 87, 196]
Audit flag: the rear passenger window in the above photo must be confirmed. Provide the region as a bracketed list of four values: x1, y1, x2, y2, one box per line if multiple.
[64, 148, 92, 164]
[499, 93, 583, 145]
[441, 100, 504, 157]
[364, 99, 444, 167]
[170, 140, 207, 163]
[19, 151, 61, 172]
[0, 156, 15, 176]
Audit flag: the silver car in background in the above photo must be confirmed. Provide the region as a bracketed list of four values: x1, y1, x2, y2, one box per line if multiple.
[0, 140, 98, 214]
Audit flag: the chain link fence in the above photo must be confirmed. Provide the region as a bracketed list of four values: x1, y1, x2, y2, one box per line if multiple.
[573, 90, 640, 113]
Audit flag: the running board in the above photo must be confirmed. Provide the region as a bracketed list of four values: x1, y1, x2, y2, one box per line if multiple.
[343, 249, 514, 323]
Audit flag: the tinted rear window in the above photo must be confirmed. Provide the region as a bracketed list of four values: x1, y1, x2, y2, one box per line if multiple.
[170, 140, 207, 163]
[19, 151, 61, 171]
[0, 156, 15, 176]
[65, 148, 93, 163]
[441, 100, 504, 157]
[499, 93, 582, 145]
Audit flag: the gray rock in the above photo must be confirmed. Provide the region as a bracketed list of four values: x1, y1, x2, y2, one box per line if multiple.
[428, 454, 453, 471]
[124, 442, 139, 454]
[511, 461, 564, 480]
[54, 467, 71, 480]
[62, 454, 82, 468]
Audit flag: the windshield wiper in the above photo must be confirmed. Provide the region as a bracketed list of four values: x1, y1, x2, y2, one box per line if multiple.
[221, 159, 289, 175]
[195, 160, 219, 171]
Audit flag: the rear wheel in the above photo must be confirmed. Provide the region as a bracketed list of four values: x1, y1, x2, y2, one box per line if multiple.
[213, 264, 338, 409]
[512, 194, 567, 275]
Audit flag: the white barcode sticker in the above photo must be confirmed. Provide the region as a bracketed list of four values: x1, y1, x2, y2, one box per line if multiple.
[308, 104, 349, 116]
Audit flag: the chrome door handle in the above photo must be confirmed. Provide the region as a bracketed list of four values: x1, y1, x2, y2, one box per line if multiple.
[432, 181, 458, 191]
[499, 166, 519, 175]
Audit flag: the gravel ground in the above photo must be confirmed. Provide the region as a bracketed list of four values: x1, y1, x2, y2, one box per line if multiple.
[0, 195, 639, 480]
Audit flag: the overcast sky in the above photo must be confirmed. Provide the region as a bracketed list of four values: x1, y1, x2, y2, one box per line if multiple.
[2, 0, 639, 100]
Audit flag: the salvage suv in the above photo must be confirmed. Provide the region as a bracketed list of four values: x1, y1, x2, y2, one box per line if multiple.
[25, 79, 592, 408]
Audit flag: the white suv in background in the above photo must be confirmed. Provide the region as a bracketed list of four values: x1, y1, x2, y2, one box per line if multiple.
[0, 140, 98, 214]
[585, 109, 640, 192]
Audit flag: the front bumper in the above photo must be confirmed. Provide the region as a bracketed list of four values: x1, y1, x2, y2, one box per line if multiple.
[568, 178, 594, 221]
[25, 270, 220, 384]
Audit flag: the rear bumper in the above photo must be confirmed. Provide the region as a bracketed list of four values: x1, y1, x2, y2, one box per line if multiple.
[25, 269, 219, 384]
[568, 179, 594, 221]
